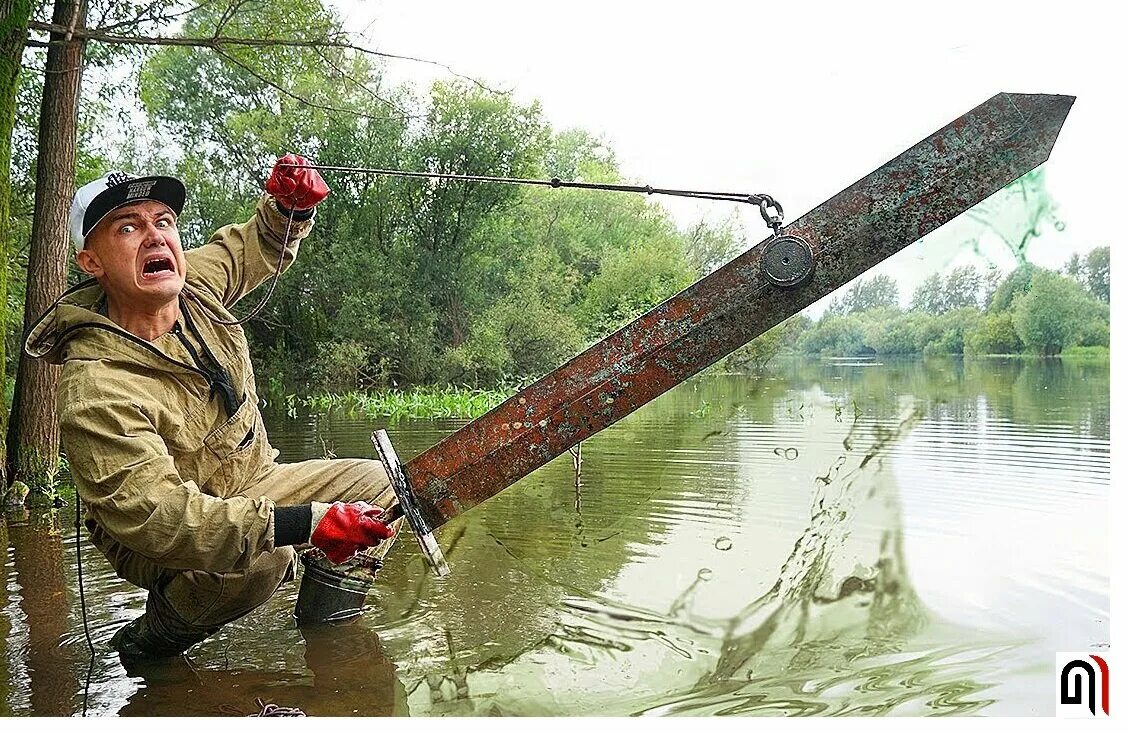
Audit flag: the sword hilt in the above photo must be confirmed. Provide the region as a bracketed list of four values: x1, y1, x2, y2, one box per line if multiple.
[371, 430, 450, 577]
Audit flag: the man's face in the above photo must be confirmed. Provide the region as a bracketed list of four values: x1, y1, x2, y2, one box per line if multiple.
[76, 200, 187, 310]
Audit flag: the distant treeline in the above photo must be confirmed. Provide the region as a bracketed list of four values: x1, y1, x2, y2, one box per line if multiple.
[726, 247, 1109, 371]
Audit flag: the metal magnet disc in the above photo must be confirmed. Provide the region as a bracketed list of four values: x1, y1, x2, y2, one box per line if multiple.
[761, 234, 815, 287]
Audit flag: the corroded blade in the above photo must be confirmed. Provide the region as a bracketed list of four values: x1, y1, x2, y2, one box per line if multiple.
[402, 92, 1073, 530]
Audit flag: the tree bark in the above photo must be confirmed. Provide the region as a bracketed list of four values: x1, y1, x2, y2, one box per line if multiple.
[6, 0, 86, 492]
[0, 0, 34, 490]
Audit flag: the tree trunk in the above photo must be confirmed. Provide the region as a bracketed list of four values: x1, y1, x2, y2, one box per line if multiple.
[6, 0, 86, 492]
[0, 1, 34, 491]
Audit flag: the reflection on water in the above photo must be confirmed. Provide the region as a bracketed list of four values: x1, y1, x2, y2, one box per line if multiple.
[0, 357, 1109, 716]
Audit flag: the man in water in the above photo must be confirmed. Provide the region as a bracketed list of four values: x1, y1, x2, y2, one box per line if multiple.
[24, 155, 401, 659]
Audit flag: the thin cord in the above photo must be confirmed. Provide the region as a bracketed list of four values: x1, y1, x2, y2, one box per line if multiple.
[75, 493, 96, 716]
[192, 208, 295, 326]
[286, 162, 782, 209]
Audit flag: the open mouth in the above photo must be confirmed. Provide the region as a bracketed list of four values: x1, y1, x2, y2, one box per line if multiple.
[141, 255, 176, 280]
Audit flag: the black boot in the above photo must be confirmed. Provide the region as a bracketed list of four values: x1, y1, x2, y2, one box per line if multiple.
[110, 613, 217, 660]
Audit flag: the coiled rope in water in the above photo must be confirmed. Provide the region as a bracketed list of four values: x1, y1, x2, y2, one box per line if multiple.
[249, 698, 306, 717]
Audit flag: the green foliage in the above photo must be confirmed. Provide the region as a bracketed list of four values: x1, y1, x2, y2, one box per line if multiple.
[784, 248, 1108, 363]
[1012, 270, 1099, 356]
[942, 265, 984, 311]
[826, 274, 899, 316]
[578, 239, 696, 337]
[1060, 345, 1110, 362]
[925, 308, 983, 356]
[1063, 246, 1110, 304]
[1085, 247, 1110, 303]
[683, 215, 745, 276]
[289, 385, 510, 421]
[988, 263, 1035, 313]
[118, 0, 715, 392]
[966, 313, 1021, 355]
[863, 308, 929, 355]
[796, 312, 869, 357]
[725, 315, 810, 371]
[910, 273, 944, 314]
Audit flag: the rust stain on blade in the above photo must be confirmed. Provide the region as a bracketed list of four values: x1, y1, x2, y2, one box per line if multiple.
[401, 92, 1074, 529]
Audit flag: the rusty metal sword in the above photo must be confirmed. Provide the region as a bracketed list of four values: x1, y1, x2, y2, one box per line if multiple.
[373, 92, 1074, 575]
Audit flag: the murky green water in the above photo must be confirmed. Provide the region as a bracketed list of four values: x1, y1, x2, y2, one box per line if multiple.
[0, 357, 1108, 716]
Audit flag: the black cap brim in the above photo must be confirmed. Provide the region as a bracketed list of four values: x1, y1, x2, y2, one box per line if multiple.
[82, 176, 187, 237]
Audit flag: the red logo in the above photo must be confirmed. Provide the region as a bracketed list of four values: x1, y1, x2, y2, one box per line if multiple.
[1058, 653, 1110, 717]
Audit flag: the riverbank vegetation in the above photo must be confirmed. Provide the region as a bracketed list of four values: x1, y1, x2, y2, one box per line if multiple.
[755, 246, 1109, 363]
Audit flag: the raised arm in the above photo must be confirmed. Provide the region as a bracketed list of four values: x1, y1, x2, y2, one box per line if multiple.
[184, 153, 329, 307]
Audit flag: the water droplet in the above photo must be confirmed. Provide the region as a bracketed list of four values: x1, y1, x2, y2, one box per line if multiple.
[697, 568, 714, 581]
[1054, 220, 1066, 232]
[773, 447, 799, 460]
[714, 537, 733, 551]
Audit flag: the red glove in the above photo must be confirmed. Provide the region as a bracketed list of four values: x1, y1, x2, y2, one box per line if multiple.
[265, 153, 330, 211]
[309, 501, 394, 565]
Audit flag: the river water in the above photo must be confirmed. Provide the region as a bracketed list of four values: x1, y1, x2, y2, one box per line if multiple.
[0, 357, 1109, 716]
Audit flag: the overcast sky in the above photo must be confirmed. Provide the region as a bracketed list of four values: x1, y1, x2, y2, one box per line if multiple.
[324, 1, 1119, 305]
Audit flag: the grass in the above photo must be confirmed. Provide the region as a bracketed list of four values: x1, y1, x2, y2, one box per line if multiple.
[285, 385, 512, 421]
[966, 347, 1110, 362]
[1060, 345, 1110, 363]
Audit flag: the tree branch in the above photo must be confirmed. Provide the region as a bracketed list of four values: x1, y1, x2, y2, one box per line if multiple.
[94, 1, 221, 36]
[26, 20, 506, 94]
[210, 45, 407, 122]
[310, 44, 409, 119]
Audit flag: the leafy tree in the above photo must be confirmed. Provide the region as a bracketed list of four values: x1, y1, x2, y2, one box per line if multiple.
[863, 307, 920, 355]
[982, 263, 1001, 310]
[1063, 253, 1083, 281]
[827, 274, 899, 316]
[797, 313, 868, 357]
[910, 273, 945, 314]
[683, 214, 744, 277]
[987, 263, 1036, 313]
[1085, 246, 1109, 303]
[0, 0, 34, 489]
[577, 238, 696, 338]
[966, 313, 1021, 354]
[7, 0, 88, 491]
[1012, 271, 1093, 355]
[1076, 320, 1109, 348]
[725, 314, 810, 371]
[942, 265, 983, 311]
[922, 308, 981, 356]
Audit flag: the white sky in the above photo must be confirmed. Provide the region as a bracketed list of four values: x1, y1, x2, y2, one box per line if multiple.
[326, 0, 1121, 306]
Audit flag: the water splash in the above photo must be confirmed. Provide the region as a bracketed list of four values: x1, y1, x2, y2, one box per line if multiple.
[963, 168, 1061, 265]
[703, 402, 928, 685]
[402, 397, 1000, 715]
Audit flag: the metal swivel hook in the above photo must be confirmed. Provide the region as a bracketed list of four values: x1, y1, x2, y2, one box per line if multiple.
[757, 195, 785, 236]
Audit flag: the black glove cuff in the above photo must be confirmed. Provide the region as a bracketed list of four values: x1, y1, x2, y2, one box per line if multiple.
[275, 504, 313, 546]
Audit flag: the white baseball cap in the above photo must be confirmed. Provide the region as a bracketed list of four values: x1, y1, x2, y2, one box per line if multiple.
[69, 171, 186, 252]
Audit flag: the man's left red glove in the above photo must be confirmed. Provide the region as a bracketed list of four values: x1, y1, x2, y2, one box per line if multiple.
[309, 501, 394, 565]
[265, 153, 330, 211]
